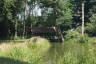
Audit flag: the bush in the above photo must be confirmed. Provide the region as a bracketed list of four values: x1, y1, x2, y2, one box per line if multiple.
[85, 14, 96, 36]
[26, 37, 51, 49]
[65, 30, 90, 43]
[77, 35, 89, 43]
[65, 30, 81, 40]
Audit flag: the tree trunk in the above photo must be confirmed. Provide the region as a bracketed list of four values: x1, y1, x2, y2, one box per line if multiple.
[15, 19, 18, 38]
[23, 0, 27, 38]
[82, 2, 85, 36]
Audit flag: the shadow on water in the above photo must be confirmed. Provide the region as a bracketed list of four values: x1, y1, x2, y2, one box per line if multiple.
[0, 57, 29, 64]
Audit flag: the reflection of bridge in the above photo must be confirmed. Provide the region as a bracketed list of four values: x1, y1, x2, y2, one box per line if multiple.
[30, 27, 64, 42]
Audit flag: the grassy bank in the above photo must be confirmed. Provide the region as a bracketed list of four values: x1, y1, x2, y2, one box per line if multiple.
[0, 37, 96, 64]
[0, 37, 27, 43]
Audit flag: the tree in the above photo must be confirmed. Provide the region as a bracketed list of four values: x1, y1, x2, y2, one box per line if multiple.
[39, 0, 73, 29]
[81, 1, 85, 36]
[0, 0, 15, 39]
[85, 1, 96, 36]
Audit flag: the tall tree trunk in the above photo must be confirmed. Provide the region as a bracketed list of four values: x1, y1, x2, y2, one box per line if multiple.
[23, 0, 27, 38]
[15, 19, 18, 38]
[82, 2, 85, 36]
[23, 16, 26, 38]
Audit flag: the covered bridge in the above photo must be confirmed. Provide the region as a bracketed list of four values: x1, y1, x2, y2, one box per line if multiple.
[30, 27, 64, 42]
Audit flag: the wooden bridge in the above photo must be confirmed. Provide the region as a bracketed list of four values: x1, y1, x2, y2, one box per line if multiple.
[30, 27, 64, 42]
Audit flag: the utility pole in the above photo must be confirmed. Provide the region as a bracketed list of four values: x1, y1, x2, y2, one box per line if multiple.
[82, 2, 85, 36]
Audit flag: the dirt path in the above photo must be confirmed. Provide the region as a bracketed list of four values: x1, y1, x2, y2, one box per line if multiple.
[0, 42, 25, 50]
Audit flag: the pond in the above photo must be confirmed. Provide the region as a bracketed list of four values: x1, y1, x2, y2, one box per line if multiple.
[45, 43, 65, 64]
[33, 42, 94, 64]
[35, 43, 67, 64]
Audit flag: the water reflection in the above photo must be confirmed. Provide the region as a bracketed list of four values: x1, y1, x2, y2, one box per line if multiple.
[42, 43, 65, 64]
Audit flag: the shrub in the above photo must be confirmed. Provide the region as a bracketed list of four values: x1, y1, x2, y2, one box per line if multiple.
[26, 37, 51, 49]
[65, 30, 81, 40]
[77, 35, 89, 43]
[85, 14, 96, 36]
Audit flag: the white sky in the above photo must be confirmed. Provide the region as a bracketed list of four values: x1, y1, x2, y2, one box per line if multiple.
[33, 5, 41, 16]
[18, 3, 42, 20]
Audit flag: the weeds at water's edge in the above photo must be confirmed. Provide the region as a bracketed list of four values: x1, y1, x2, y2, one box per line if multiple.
[0, 37, 96, 64]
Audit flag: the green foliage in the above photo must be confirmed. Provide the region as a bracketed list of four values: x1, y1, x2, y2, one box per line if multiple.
[26, 37, 51, 50]
[2, 0, 15, 20]
[0, 0, 96, 39]
[39, 0, 73, 27]
[0, 38, 51, 64]
[77, 35, 89, 43]
[86, 14, 96, 36]
[65, 29, 90, 43]
[56, 0, 73, 26]
[65, 30, 81, 40]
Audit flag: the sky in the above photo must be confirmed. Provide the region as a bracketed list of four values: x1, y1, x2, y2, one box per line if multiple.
[18, 2, 42, 20]
[33, 5, 42, 16]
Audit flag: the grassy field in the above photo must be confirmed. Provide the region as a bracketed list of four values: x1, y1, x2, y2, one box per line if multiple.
[0, 37, 96, 64]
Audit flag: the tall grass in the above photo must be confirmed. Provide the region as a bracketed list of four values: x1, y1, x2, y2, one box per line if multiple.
[0, 37, 96, 64]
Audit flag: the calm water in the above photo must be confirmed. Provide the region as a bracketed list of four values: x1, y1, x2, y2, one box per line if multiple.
[39, 43, 65, 64]
[36, 42, 83, 64]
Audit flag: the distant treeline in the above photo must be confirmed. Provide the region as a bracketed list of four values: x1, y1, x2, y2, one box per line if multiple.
[0, 0, 96, 39]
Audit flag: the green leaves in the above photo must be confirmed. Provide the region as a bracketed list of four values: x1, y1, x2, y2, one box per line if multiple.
[39, 0, 73, 28]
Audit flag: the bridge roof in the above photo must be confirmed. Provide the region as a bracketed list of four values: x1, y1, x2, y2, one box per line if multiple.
[31, 27, 57, 33]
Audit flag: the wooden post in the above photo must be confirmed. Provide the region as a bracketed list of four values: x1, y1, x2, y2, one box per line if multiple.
[82, 2, 85, 36]
[57, 26, 64, 42]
